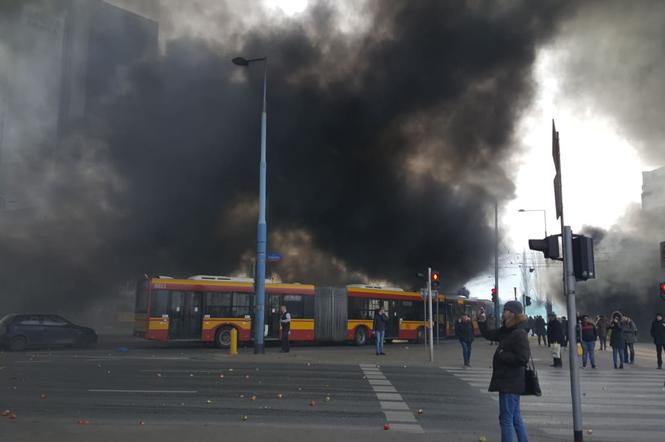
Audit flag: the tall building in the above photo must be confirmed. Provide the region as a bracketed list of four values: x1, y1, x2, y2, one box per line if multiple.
[0, 0, 158, 211]
[641, 166, 665, 212]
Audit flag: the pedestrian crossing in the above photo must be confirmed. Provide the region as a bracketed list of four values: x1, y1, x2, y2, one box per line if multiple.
[359, 363, 424, 433]
[441, 365, 665, 441]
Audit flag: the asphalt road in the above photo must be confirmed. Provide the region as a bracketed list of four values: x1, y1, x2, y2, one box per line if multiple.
[0, 337, 663, 441]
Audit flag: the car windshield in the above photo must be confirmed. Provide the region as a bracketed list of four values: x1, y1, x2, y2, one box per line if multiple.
[0, 315, 14, 325]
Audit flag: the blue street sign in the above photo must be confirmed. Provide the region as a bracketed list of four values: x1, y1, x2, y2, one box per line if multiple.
[267, 252, 282, 263]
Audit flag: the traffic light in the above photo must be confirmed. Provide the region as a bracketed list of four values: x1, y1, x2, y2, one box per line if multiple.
[525, 296, 532, 306]
[572, 235, 595, 281]
[491, 287, 497, 304]
[431, 271, 440, 289]
[528, 235, 561, 260]
[659, 282, 665, 301]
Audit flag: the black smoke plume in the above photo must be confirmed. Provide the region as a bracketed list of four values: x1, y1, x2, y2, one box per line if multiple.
[0, 0, 572, 322]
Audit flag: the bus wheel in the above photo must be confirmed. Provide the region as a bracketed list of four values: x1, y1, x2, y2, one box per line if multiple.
[215, 326, 234, 349]
[415, 327, 426, 344]
[354, 327, 368, 346]
[9, 336, 27, 351]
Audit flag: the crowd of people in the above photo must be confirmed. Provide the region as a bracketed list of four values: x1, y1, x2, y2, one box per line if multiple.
[515, 311, 664, 369]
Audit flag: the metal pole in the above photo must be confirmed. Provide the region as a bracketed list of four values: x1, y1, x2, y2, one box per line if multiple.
[427, 267, 434, 362]
[494, 201, 500, 329]
[254, 59, 268, 354]
[563, 226, 583, 441]
[436, 292, 439, 345]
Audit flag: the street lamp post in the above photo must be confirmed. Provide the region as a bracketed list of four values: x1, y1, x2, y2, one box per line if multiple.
[233, 56, 268, 354]
[518, 208, 552, 316]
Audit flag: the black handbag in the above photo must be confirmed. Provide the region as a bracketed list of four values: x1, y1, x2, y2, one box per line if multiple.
[523, 355, 542, 396]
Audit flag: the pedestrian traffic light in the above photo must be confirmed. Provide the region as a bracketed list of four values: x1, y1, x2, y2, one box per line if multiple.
[431, 271, 440, 289]
[491, 287, 497, 304]
[659, 282, 665, 301]
[525, 296, 532, 306]
[528, 235, 561, 260]
[572, 235, 595, 281]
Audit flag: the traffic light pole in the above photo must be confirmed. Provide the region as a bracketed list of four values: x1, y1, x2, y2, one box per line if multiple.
[494, 201, 500, 329]
[563, 225, 583, 441]
[427, 267, 434, 363]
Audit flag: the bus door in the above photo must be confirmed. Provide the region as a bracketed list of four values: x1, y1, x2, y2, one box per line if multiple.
[265, 294, 282, 339]
[168, 291, 203, 339]
[384, 300, 400, 339]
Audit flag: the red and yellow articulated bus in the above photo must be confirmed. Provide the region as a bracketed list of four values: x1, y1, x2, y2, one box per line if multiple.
[134, 275, 491, 348]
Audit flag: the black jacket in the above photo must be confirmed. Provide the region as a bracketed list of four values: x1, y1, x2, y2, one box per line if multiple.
[651, 319, 665, 345]
[547, 319, 563, 344]
[455, 320, 474, 343]
[535, 317, 546, 334]
[609, 321, 624, 347]
[479, 319, 531, 394]
[373, 312, 388, 332]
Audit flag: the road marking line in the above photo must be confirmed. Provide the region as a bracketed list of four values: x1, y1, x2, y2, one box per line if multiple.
[361, 364, 423, 433]
[376, 392, 403, 401]
[388, 423, 424, 433]
[88, 389, 197, 394]
[372, 385, 397, 393]
[383, 410, 417, 422]
[368, 379, 392, 386]
[380, 401, 409, 410]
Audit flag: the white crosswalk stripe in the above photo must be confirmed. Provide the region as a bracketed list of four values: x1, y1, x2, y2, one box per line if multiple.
[441, 365, 665, 441]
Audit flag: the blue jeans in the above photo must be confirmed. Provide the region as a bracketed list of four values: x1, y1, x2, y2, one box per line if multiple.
[375, 330, 385, 354]
[499, 393, 529, 442]
[582, 341, 596, 367]
[460, 340, 472, 365]
[612, 346, 625, 367]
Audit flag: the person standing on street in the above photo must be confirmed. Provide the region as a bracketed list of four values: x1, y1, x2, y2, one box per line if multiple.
[609, 311, 625, 369]
[373, 307, 388, 356]
[477, 301, 531, 442]
[622, 315, 637, 364]
[596, 315, 608, 351]
[535, 316, 547, 346]
[650, 313, 665, 369]
[561, 316, 569, 348]
[279, 305, 291, 353]
[579, 315, 598, 369]
[455, 314, 474, 367]
[547, 314, 564, 367]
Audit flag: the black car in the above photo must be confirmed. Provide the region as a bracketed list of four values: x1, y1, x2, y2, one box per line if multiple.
[0, 314, 97, 351]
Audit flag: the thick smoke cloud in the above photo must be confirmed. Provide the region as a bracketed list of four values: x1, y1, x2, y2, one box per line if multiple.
[0, 0, 572, 320]
[540, 1, 665, 330]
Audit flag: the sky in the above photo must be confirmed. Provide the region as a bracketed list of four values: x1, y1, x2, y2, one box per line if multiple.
[2, 0, 665, 326]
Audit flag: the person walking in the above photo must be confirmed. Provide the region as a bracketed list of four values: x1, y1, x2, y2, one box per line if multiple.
[561, 316, 569, 348]
[455, 314, 474, 367]
[579, 315, 597, 369]
[609, 311, 625, 369]
[373, 307, 388, 356]
[535, 316, 547, 346]
[596, 315, 608, 351]
[279, 304, 291, 353]
[622, 315, 637, 364]
[650, 313, 665, 369]
[477, 301, 531, 442]
[547, 314, 564, 367]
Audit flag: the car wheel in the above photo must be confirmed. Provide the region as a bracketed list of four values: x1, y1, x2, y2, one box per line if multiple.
[354, 327, 368, 346]
[9, 336, 27, 351]
[215, 326, 234, 349]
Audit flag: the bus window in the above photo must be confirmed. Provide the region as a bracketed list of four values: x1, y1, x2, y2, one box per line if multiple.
[135, 280, 148, 314]
[368, 299, 384, 318]
[283, 295, 304, 318]
[206, 292, 232, 317]
[232, 293, 251, 318]
[304, 296, 314, 317]
[348, 297, 369, 320]
[151, 289, 170, 316]
[400, 300, 424, 320]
